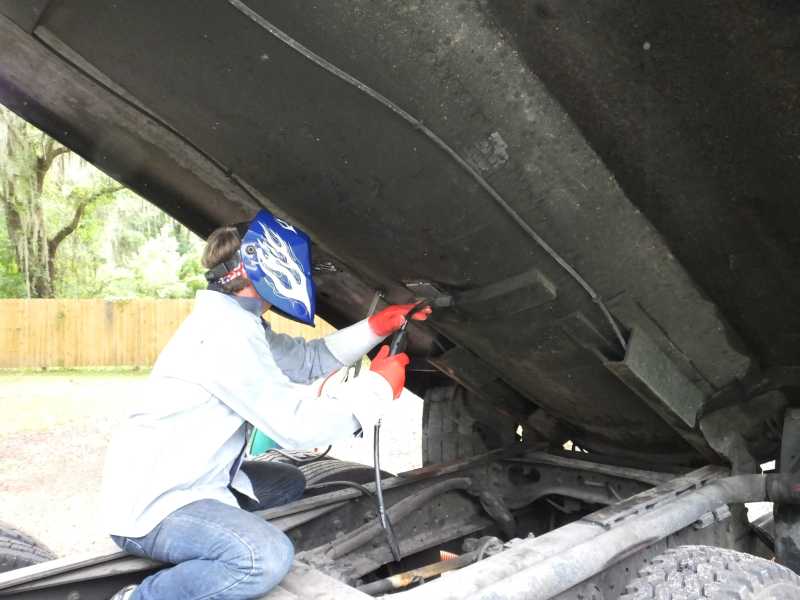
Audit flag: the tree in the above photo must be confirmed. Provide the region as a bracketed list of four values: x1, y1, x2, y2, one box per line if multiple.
[91, 194, 206, 299]
[0, 106, 120, 297]
[0, 105, 207, 300]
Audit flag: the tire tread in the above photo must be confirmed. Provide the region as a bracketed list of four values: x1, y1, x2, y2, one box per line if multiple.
[422, 386, 488, 466]
[0, 521, 56, 574]
[620, 545, 800, 599]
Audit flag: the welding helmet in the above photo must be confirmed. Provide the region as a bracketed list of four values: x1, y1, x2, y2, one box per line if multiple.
[207, 209, 316, 325]
[240, 210, 316, 325]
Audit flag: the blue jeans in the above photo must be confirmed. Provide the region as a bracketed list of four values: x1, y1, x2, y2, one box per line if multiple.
[112, 461, 305, 600]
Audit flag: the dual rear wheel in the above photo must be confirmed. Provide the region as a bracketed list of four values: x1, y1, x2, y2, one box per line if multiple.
[0, 520, 55, 574]
[621, 545, 800, 599]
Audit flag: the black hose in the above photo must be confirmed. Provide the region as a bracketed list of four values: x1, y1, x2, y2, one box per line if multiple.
[370, 314, 420, 562]
[375, 421, 402, 562]
[269, 445, 331, 464]
[327, 477, 472, 559]
[304, 480, 374, 497]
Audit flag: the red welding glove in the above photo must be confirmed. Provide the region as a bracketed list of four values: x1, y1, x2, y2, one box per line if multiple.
[368, 304, 433, 337]
[369, 345, 410, 399]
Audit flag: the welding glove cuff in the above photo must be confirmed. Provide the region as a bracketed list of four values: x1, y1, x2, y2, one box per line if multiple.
[341, 370, 395, 431]
[323, 319, 386, 366]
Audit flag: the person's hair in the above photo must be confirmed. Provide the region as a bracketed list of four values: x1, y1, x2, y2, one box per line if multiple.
[202, 226, 248, 293]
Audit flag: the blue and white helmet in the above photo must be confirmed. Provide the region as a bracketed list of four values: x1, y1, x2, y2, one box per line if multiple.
[240, 209, 316, 325]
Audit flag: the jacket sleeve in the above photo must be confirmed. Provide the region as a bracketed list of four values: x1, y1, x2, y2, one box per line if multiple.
[263, 322, 343, 384]
[207, 323, 394, 449]
[321, 319, 387, 365]
[264, 319, 386, 384]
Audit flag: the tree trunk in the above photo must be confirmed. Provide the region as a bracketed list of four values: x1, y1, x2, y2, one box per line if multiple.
[46, 185, 121, 291]
[29, 182, 52, 298]
[0, 107, 98, 298]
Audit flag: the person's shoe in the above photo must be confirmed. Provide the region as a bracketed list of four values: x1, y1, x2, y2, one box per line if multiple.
[109, 585, 137, 600]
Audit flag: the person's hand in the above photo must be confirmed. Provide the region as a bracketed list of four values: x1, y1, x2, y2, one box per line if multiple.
[369, 345, 410, 399]
[368, 304, 432, 337]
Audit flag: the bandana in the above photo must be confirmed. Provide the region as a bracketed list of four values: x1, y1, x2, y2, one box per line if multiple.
[217, 262, 246, 286]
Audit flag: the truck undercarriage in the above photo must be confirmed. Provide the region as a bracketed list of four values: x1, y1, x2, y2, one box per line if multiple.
[1, 447, 789, 599]
[2, 0, 800, 597]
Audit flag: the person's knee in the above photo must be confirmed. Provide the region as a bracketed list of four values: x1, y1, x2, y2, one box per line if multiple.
[249, 529, 294, 595]
[216, 525, 294, 597]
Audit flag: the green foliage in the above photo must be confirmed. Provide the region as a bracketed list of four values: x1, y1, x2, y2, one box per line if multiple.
[0, 107, 55, 296]
[0, 107, 206, 299]
[100, 221, 201, 299]
[60, 193, 206, 299]
[0, 232, 25, 296]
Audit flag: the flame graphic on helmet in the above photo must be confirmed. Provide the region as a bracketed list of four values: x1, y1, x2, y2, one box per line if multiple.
[253, 222, 311, 317]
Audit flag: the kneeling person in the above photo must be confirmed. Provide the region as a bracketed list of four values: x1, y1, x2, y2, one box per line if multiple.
[104, 210, 429, 600]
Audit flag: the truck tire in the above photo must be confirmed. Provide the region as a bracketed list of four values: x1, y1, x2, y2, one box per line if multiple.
[299, 458, 390, 486]
[0, 521, 56, 574]
[620, 545, 800, 599]
[252, 449, 389, 483]
[249, 450, 391, 497]
[422, 385, 519, 466]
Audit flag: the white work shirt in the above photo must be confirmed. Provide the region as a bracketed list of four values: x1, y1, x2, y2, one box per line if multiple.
[102, 290, 391, 538]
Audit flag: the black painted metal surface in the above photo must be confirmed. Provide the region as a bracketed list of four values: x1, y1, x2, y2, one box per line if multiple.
[776, 408, 800, 572]
[1, 1, 796, 460]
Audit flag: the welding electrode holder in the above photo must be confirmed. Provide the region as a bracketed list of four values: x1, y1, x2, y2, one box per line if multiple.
[372, 301, 429, 563]
[388, 299, 430, 356]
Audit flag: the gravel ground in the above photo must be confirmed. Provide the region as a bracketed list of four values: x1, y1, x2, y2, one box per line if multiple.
[0, 372, 422, 559]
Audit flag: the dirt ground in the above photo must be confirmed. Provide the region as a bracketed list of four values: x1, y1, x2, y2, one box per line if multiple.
[0, 371, 422, 559]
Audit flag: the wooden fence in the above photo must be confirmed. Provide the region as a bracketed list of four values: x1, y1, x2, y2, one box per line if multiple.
[0, 299, 336, 369]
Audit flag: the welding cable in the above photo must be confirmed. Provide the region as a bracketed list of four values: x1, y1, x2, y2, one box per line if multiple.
[371, 305, 427, 562]
[269, 445, 332, 464]
[375, 419, 403, 562]
[228, 0, 628, 354]
[326, 477, 472, 560]
[304, 480, 375, 497]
